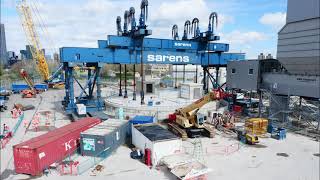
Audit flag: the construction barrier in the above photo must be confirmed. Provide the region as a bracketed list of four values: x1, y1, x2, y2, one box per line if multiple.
[1, 113, 24, 148]
[205, 143, 240, 156]
[54, 147, 109, 175]
[76, 149, 109, 175]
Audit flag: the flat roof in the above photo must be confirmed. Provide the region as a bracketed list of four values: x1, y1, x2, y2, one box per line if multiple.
[135, 124, 178, 142]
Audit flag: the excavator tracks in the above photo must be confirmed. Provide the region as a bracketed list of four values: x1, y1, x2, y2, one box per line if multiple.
[203, 125, 215, 138]
[168, 123, 214, 140]
[168, 123, 188, 140]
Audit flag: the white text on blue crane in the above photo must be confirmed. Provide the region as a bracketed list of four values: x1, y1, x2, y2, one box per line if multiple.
[147, 55, 190, 63]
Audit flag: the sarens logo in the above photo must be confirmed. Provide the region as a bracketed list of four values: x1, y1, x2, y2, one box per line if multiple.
[147, 55, 190, 63]
[174, 42, 192, 47]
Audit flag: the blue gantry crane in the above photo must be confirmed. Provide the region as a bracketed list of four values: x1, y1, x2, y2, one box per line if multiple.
[59, 0, 245, 115]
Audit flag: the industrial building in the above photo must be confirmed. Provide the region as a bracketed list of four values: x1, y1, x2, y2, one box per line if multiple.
[0, 0, 319, 180]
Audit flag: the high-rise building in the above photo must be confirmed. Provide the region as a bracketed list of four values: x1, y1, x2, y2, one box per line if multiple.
[0, 24, 8, 65]
[20, 50, 27, 60]
[26, 45, 35, 60]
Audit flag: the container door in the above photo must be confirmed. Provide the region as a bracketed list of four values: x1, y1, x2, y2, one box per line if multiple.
[14, 148, 36, 175]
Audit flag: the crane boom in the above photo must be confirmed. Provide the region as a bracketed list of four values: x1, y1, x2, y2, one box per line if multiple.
[17, 0, 50, 81]
[176, 91, 220, 118]
[20, 69, 35, 92]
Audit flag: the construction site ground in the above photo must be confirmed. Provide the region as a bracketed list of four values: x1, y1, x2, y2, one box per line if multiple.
[0, 88, 319, 180]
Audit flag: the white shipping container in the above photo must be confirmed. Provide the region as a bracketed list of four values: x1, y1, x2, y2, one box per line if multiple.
[132, 124, 182, 166]
[180, 83, 203, 100]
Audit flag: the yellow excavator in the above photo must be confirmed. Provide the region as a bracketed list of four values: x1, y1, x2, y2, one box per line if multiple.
[168, 90, 224, 139]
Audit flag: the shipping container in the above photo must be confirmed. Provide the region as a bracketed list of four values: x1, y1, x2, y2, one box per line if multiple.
[13, 117, 101, 176]
[132, 124, 182, 167]
[11, 84, 48, 93]
[180, 83, 203, 100]
[80, 119, 130, 157]
[130, 115, 154, 125]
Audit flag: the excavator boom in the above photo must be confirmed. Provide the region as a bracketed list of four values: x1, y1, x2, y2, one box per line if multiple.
[168, 90, 222, 139]
[176, 91, 220, 117]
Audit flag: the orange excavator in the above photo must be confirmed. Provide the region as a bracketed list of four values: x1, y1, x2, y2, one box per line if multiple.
[20, 69, 37, 98]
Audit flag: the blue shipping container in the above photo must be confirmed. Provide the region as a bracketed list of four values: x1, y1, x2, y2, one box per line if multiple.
[12, 84, 48, 93]
[130, 115, 154, 125]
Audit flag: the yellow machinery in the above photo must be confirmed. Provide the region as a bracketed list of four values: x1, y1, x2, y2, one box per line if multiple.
[17, 0, 65, 89]
[175, 91, 220, 128]
[17, 0, 50, 81]
[168, 90, 221, 139]
[237, 118, 268, 145]
[245, 118, 268, 136]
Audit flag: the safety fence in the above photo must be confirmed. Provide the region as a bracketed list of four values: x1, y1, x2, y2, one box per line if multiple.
[0, 113, 25, 149]
[53, 146, 113, 176]
[76, 149, 110, 175]
[183, 141, 241, 157]
[205, 143, 240, 156]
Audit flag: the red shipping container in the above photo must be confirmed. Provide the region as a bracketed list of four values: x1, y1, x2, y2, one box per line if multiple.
[13, 117, 101, 176]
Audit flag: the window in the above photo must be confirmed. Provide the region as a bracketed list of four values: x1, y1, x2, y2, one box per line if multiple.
[248, 68, 254, 75]
[231, 68, 236, 74]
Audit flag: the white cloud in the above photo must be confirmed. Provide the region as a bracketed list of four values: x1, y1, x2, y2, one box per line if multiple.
[150, 0, 234, 38]
[221, 30, 268, 45]
[259, 12, 286, 30]
[2, 0, 236, 55]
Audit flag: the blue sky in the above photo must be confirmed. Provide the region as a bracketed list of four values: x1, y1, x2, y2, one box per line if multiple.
[1, 0, 287, 58]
